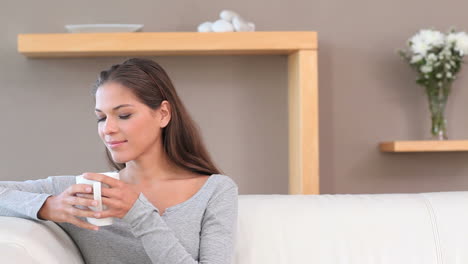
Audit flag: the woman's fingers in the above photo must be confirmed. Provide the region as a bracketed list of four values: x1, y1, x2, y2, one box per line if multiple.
[67, 184, 93, 196]
[75, 185, 120, 201]
[83, 173, 122, 188]
[67, 206, 98, 218]
[101, 187, 121, 199]
[95, 197, 124, 218]
[69, 216, 99, 231]
[76, 193, 94, 199]
[65, 196, 97, 207]
[101, 196, 120, 208]
[51, 184, 102, 231]
[93, 210, 113, 218]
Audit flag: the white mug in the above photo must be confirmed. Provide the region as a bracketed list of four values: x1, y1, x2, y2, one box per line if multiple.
[75, 172, 120, 226]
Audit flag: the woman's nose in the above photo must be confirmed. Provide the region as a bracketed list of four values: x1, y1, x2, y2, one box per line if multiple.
[103, 119, 118, 134]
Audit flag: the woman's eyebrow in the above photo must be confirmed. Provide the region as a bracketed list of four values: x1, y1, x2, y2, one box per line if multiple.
[95, 104, 134, 112]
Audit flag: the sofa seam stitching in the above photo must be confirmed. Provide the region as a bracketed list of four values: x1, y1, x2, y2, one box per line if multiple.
[420, 194, 443, 264]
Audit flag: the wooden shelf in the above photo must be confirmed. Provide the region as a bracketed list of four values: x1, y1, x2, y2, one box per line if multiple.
[380, 140, 468, 152]
[17, 31, 317, 58]
[17, 31, 320, 195]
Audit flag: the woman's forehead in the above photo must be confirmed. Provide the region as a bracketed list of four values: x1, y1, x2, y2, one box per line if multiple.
[96, 82, 134, 97]
[95, 83, 140, 107]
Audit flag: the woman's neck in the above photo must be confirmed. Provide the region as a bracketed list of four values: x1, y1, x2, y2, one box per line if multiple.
[120, 144, 187, 184]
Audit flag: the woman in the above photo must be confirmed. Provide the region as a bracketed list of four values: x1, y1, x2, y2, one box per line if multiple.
[0, 58, 238, 263]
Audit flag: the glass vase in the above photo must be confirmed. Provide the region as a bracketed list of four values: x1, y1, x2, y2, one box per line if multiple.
[426, 83, 450, 140]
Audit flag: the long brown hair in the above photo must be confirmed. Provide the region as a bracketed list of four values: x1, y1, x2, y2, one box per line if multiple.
[92, 58, 222, 176]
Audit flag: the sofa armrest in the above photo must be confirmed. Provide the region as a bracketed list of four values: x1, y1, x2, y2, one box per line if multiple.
[0, 216, 84, 264]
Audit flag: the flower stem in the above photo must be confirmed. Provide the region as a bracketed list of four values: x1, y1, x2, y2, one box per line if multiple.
[427, 82, 450, 140]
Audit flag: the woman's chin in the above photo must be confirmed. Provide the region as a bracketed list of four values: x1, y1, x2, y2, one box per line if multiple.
[111, 154, 132, 164]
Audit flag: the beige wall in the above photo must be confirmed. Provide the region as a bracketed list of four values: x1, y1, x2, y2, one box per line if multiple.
[1, 0, 468, 194]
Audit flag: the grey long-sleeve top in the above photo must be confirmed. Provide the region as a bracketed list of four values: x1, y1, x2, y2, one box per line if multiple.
[0, 173, 238, 264]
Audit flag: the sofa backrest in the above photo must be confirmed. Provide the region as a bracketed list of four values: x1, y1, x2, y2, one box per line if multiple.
[234, 192, 468, 264]
[1, 191, 467, 264]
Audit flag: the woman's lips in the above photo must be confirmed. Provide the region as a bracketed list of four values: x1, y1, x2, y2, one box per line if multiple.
[107, 140, 127, 148]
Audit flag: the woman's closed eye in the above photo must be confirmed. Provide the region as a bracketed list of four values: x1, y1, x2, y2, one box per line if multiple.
[97, 114, 132, 123]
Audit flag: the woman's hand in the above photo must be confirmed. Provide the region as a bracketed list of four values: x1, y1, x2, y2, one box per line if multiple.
[38, 184, 101, 231]
[83, 172, 140, 219]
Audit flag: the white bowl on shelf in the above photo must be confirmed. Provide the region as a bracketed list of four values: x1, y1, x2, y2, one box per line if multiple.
[65, 24, 144, 33]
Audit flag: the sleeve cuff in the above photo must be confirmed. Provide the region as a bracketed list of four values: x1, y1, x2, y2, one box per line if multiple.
[32, 193, 53, 221]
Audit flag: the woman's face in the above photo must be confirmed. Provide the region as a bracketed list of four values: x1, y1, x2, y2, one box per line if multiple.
[94, 82, 170, 164]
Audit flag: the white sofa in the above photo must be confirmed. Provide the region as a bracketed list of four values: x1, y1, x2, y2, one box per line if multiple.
[1, 191, 467, 263]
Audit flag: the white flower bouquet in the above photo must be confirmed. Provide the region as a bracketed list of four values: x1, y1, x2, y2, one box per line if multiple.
[399, 29, 468, 139]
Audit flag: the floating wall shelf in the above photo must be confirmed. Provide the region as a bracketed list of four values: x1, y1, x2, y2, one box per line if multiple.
[17, 31, 319, 195]
[17, 31, 317, 57]
[380, 140, 468, 152]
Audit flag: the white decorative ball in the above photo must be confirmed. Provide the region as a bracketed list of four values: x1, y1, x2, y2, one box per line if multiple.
[219, 10, 239, 22]
[232, 16, 251, 32]
[211, 19, 235, 32]
[197, 22, 213, 32]
[247, 22, 255, 32]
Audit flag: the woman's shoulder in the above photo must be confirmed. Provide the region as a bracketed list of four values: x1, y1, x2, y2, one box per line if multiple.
[209, 174, 238, 195]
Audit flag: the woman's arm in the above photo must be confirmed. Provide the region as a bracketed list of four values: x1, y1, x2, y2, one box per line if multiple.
[199, 185, 238, 263]
[0, 176, 73, 220]
[122, 185, 238, 264]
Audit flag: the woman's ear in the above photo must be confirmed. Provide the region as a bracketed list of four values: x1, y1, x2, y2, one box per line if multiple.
[159, 100, 171, 128]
